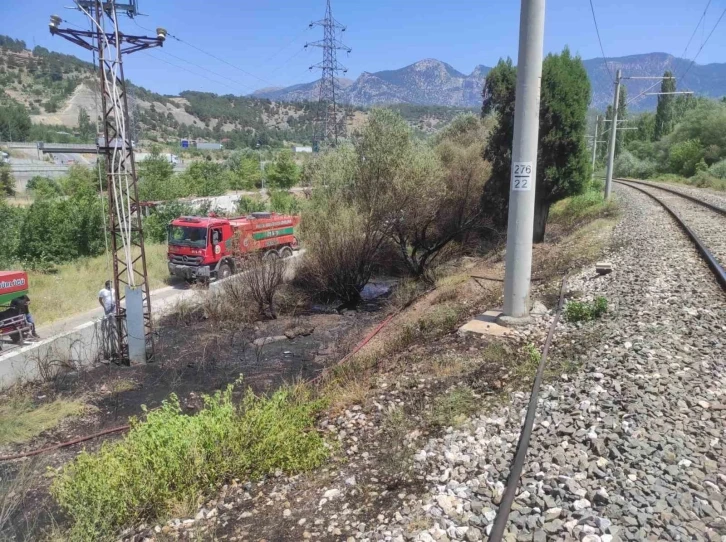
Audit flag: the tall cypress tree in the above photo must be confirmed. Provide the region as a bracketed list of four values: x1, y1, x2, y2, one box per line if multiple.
[654, 70, 676, 140]
[616, 85, 627, 154]
[481, 48, 591, 242]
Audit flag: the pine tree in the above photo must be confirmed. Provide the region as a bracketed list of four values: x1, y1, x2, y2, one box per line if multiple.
[654, 71, 676, 140]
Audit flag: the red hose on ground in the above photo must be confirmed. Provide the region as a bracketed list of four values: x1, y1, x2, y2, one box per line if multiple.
[0, 425, 129, 462]
[311, 311, 397, 384]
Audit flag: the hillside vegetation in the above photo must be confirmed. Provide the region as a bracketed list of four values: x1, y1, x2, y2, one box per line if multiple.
[0, 35, 473, 148]
[607, 75, 726, 190]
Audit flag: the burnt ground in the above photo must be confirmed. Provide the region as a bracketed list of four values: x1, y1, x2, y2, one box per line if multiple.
[0, 286, 391, 541]
[0, 210, 617, 541]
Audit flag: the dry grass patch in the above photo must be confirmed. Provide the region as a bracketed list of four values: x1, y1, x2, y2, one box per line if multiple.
[428, 385, 478, 428]
[0, 396, 87, 446]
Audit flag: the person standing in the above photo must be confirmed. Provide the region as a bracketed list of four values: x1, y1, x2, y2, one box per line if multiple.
[98, 280, 116, 318]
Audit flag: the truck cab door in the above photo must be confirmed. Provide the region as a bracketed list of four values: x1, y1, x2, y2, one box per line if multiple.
[211, 228, 222, 256]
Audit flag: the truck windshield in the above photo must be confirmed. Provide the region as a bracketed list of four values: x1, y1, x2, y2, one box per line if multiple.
[168, 226, 208, 248]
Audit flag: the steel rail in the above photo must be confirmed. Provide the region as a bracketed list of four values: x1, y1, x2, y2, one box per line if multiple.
[615, 180, 726, 291]
[489, 276, 568, 541]
[616, 178, 726, 217]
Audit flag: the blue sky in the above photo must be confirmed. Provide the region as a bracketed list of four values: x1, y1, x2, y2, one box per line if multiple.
[3, 0, 725, 96]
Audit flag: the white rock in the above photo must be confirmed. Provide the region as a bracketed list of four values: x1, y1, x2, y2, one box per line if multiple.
[678, 458, 692, 468]
[545, 507, 562, 521]
[345, 476, 357, 486]
[573, 498, 591, 510]
[323, 488, 341, 500]
[283, 509, 291, 518]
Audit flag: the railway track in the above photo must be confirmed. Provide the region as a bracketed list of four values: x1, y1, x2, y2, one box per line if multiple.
[614, 178, 726, 291]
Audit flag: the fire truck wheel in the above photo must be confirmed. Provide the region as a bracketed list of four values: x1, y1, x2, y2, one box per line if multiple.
[218, 262, 232, 280]
[263, 250, 280, 260]
[279, 246, 293, 259]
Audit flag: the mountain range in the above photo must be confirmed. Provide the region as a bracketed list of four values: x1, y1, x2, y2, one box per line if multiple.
[253, 53, 726, 111]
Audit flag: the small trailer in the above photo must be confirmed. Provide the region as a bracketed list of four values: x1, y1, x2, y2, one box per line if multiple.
[0, 271, 31, 349]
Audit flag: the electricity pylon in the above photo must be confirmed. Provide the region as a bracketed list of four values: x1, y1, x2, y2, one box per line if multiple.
[305, 0, 351, 148]
[49, 1, 165, 364]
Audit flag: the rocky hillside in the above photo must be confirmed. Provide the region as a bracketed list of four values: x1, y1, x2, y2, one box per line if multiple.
[254, 59, 489, 108]
[255, 54, 726, 111]
[585, 52, 726, 110]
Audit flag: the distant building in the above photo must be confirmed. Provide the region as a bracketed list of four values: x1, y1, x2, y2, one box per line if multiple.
[196, 142, 223, 151]
[294, 146, 313, 153]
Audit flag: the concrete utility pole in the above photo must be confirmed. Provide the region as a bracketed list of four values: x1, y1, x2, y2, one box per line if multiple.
[591, 116, 599, 181]
[501, 0, 546, 320]
[604, 69, 621, 199]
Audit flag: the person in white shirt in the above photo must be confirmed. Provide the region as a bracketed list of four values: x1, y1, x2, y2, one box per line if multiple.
[98, 280, 116, 317]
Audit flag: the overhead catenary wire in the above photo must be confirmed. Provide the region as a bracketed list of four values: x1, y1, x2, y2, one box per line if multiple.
[587, 0, 614, 84]
[679, 0, 713, 61]
[678, 6, 726, 84]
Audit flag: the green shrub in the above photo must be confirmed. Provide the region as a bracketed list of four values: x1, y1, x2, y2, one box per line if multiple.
[668, 139, 704, 177]
[614, 149, 658, 179]
[688, 170, 725, 190]
[52, 383, 327, 541]
[269, 189, 301, 214]
[235, 195, 267, 215]
[708, 159, 726, 180]
[564, 296, 607, 322]
[548, 188, 618, 227]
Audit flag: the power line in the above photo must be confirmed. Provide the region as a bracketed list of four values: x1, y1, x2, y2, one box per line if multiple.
[140, 51, 245, 94]
[166, 32, 275, 86]
[588, 0, 614, 84]
[155, 49, 258, 93]
[679, 6, 726, 84]
[133, 17, 310, 92]
[259, 28, 310, 66]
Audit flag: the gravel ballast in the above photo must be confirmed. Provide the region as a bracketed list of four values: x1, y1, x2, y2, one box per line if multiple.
[408, 184, 726, 542]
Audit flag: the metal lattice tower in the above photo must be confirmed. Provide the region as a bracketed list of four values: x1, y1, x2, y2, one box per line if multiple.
[50, 1, 165, 364]
[305, 0, 351, 148]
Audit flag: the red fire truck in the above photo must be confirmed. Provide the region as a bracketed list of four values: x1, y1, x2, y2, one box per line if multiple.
[167, 212, 301, 281]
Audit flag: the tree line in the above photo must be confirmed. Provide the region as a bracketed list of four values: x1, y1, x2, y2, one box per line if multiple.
[295, 46, 593, 303]
[606, 70, 726, 188]
[3, 46, 596, 306]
